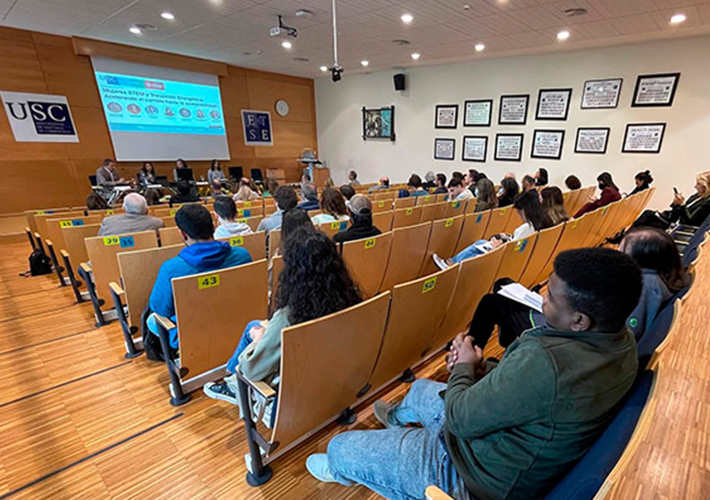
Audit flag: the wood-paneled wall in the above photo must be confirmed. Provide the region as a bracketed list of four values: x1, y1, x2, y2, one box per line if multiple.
[0, 27, 318, 215]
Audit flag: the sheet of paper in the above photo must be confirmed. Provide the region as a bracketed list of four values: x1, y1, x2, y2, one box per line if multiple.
[498, 283, 544, 313]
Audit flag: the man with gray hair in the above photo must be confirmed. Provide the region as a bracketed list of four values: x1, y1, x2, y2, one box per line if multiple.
[98, 193, 164, 236]
[333, 194, 381, 244]
[298, 182, 320, 212]
[423, 171, 436, 190]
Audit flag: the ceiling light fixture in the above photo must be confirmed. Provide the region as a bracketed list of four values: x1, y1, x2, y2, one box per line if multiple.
[361, 60, 369, 67]
[475, 43, 485, 52]
[295, 9, 314, 19]
[670, 13, 686, 24]
[129, 26, 141, 34]
[320, 65, 328, 72]
[281, 40, 292, 49]
[411, 52, 420, 60]
[557, 30, 570, 41]
[563, 8, 588, 17]
[401, 13, 413, 23]
[161, 12, 175, 20]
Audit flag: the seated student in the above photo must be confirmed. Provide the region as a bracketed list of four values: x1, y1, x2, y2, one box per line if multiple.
[541, 186, 570, 225]
[631, 171, 710, 230]
[98, 193, 163, 236]
[298, 183, 321, 211]
[334, 195, 381, 244]
[422, 171, 436, 190]
[451, 171, 464, 182]
[144, 188, 163, 206]
[408, 174, 429, 196]
[447, 177, 474, 202]
[468, 228, 688, 350]
[521, 175, 536, 192]
[147, 204, 252, 349]
[368, 176, 390, 193]
[311, 187, 350, 225]
[464, 169, 478, 195]
[307, 247, 641, 500]
[434, 190, 552, 269]
[86, 192, 109, 211]
[210, 178, 231, 198]
[213, 196, 252, 239]
[233, 178, 260, 202]
[565, 175, 582, 190]
[170, 180, 200, 207]
[497, 177, 519, 208]
[348, 170, 361, 187]
[535, 167, 549, 187]
[473, 179, 498, 212]
[257, 186, 298, 233]
[203, 227, 362, 403]
[575, 172, 621, 218]
[433, 173, 448, 194]
[263, 179, 279, 197]
[339, 184, 356, 204]
[630, 170, 654, 196]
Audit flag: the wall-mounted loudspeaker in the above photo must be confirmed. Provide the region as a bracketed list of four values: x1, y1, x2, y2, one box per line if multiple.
[393, 73, 406, 92]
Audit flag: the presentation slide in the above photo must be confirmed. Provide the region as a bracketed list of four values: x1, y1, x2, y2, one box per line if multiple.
[91, 57, 230, 162]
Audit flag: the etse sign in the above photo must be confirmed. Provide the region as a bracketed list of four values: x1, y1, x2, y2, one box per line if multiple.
[1, 91, 79, 143]
[241, 110, 273, 146]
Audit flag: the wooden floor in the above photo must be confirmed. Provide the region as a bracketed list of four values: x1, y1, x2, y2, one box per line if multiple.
[0, 240, 504, 500]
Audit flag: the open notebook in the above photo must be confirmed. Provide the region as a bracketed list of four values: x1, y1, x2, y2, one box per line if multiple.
[498, 283, 543, 313]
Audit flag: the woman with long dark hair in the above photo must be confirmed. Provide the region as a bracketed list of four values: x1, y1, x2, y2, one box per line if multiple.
[474, 178, 498, 212]
[535, 167, 549, 187]
[311, 187, 350, 225]
[137, 162, 156, 189]
[204, 226, 362, 403]
[208, 159, 227, 185]
[498, 177, 519, 208]
[575, 171, 621, 217]
[629, 170, 653, 196]
[434, 190, 552, 269]
[541, 186, 569, 225]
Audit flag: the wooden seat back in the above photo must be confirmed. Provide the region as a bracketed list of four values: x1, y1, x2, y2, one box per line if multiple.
[563, 190, 581, 215]
[318, 220, 350, 239]
[591, 201, 623, 246]
[217, 231, 267, 260]
[419, 216, 465, 276]
[495, 233, 537, 283]
[264, 203, 278, 216]
[435, 246, 505, 350]
[117, 245, 182, 329]
[394, 197, 416, 209]
[46, 215, 102, 251]
[503, 208, 523, 234]
[271, 292, 391, 451]
[342, 232, 394, 298]
[419, 202, 447, 223]
[372, 199, 393, 213]
[368, 266, 459, 390]
[443, 200, 467, 219]
[152, 207, 181, 218]
[175, 260, 268, 379]
[582, 206, 612, 247]
[454, 211, 492, 254]
[372, 211, 394, 232]
[62, 224, 101, 265]
[482, 206, 514, 239]
[465, 198, 480, 214]
[237, 206, 264, 218]
[374, 191, 396, 201]
[519, 223, 565, 288]
[392, 206, 423, 229]
[84, 231, 159, 301]
[236, 199, 264, 211]
[434, 193, 448, 203]
[35, 210, 86, 242]
[237, 215, 264, 232]
[380, 222, 432, 290]
[416, 194, 437, 206]
[160, 216, 178, 228]
[159, 227, 183, 246]
[25, 207, 70, 234]
[268, 229, 282, 260]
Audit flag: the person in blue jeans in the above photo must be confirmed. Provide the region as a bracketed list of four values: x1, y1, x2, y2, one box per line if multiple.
[307, 248, 643, 500]
[147, 204, 252, 349]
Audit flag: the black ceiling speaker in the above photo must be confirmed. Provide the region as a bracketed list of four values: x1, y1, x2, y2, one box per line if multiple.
[393, 73, 406, 92]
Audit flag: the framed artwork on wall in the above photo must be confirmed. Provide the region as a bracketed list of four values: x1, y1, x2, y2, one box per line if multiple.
[435, 104, 459, 129]
[581, 79, 622, 109]
[463, 99, 492, 127]
[362, 106, 395, 141]
[531, 129, 565, 160]
[434, 138, 456, 160]
[632, 73, 680, 107]
[535, 88, 572, 121]
[494, 133, 524, 162]
[462, 135, 488, 162]
[575, 127, 610, 154]
[498, 95, 529, 125]
[622, 123, 666, 153]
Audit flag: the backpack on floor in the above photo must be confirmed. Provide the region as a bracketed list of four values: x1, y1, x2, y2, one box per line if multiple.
[29, 249, 52, 276]
[141, 306, 164, 361]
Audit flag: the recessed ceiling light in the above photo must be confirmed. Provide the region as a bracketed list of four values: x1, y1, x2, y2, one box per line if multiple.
[161, 12, 175, 20]
[411, 52, 420, 60]
[670, 13, 686, 24]
[281, 40, 292, 49]
[401, 13, 413, 23]
[475, 43, 485, 52]
[320, 66, 328, 72]
[361, 60, 369, 67]
[129, 26, 141, 34]
[557, 30, 570, 41]
[563, 8, 587, 17]
[295, 9, 313, 19]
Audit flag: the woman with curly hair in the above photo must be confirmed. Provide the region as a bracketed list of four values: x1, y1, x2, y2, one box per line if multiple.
[203, 226, 362, 404]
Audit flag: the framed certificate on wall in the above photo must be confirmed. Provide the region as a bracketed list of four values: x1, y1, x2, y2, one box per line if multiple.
[434, 138, 456, 160]
[498, 95, 529, 125]
[575, 128, 610, 154]
[531, 130, 565, 160]
[535, 88, 572, 120]
[494, 133, 524, 162]
[463, 100, 492, 127]
[462, 136, 488, 162]
[435, 104, 459, 129]
[622, 123, 666, 153]
[632, 73, 680, 107]
[581, 79, 622, 109]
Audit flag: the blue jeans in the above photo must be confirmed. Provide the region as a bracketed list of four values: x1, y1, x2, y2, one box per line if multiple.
[226, 320, 263, 374]
[451, 240, 487, 264]
[326, 379, 472, 500]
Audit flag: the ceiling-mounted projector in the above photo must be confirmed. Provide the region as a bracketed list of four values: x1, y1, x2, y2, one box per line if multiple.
[269, 15, 298, 38]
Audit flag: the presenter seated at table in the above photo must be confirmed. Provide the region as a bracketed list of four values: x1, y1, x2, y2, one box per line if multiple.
[173, 158, 192, 182]
[96, 158, 126, 187]
[208, 159, 228, 185]
[137, 162, 156, 189]
[98, 193, 164, 236]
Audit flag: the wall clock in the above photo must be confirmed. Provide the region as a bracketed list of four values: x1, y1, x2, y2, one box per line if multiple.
[275, 99, 290, 116]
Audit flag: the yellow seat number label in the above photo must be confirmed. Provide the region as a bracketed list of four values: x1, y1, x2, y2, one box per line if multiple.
[198, 274, 220, 289]
[169, 209, 177, 216]
[103, 236, 119, 246]
[405, 208, 413, 215]
[445, 218, 454, 228]
[60, 220, 73, 228]
[364, 238, 376, 249]
[422, 277, 437, 294]
[229, 236, 244, 247]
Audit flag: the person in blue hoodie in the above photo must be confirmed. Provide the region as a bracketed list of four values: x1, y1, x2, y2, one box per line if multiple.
[147, 203, 252, 349]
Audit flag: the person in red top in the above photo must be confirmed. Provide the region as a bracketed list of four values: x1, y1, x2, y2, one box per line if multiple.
[575, 172, 621, 218]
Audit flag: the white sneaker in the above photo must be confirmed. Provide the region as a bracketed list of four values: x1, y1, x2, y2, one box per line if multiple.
[433, 253, 449, 271]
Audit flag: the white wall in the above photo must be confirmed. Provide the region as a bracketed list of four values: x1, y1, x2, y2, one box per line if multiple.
[315, 35, 710, 208]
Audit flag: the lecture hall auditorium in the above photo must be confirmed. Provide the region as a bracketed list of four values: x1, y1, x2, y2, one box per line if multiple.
[1, 1, 710, 499]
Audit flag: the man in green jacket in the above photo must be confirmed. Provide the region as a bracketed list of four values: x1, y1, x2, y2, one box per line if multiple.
[307, 247, 642, 500]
